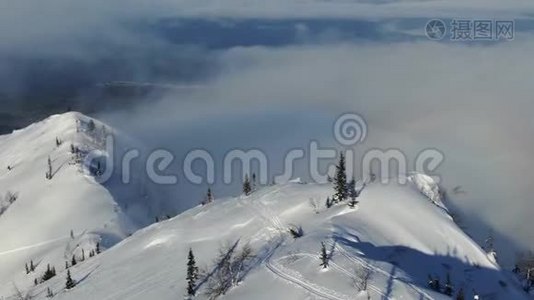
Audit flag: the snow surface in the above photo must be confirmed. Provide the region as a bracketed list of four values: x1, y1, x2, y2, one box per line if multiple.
[0, 113, 527, 300]
[0, 112, 168, 297]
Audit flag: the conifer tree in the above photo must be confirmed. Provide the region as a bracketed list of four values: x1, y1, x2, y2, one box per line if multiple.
[87, 120, 96, 132]
[444, 273, 453, 296]
[333, 153, 347, 203]
[186, 248, 199, 296]
[252, 173, 257, 191]
[46, 156, 53, 180]
[46, 287, 54, 298]
[456, 288, 465, 300]
[320, 242, 329, 269]
[65, 261, 69, 270]
[25, 263, 29, 274]
[30, 260, 35, 272]
[65, 270, 76, 290]
[243, 174, 252, 196]
[325, 197, 332, 209]
[203, 188, 214, 205]
[348, 178, 359, 208]
[96, 242, 101, 254]
[71, 255, 77, 266]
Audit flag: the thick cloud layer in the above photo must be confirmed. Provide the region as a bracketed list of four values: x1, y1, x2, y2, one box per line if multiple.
[100, 41, 534, 266]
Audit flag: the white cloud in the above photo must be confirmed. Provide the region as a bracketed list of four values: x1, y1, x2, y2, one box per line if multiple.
[101, 40, 534, 265]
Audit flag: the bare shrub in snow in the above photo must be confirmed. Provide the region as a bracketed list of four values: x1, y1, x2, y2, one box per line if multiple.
[308, 198, 319, 214]
[204, 241, 255, 299]
[0, 191, 19, 216]
[353, 265, 373, 292]
[288, 225, 304, 239]
[10, 284, 32, 300]
[4, 191, 18, 204]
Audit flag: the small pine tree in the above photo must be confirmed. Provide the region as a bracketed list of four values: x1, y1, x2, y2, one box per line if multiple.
[444, 273, 453, 296]
[34, 278, 38, 286]
[30, 260, 35, 272]
[456, 288, 465, 300]
[71, 255, 77, 266]
[65, 261, 69, 270]
[186, 248, 199, 296]
[433, 277, 441, 292]
[87, 120, 96, 132]
[243, 174, 252, 196]
[25, 263, 29, 274]
[320, 242, 329, 269]
[333, 152, 347, 203]
[428, 274, 434, 289]
[325, 197, 332, 209]
[46, 156, 53, 180]
[46, 287, 54, 298]
[252, 173, 257, 191]
[203, 188, 214, 205]
[96, 242, 101, 254]
[65, 270, 76, 289]
[485, 232, 495, 253]
[348, 178, 359, 208]
[428, 275, 440, 291]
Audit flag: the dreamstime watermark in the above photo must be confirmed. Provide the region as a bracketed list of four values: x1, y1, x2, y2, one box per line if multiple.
[425, 19, 514, 41]
[85, 113, 444, 186]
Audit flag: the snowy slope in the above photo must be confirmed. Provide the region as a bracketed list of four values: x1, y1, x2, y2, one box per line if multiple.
[20, 178, 527, 300]
[0, 112, 167, 297]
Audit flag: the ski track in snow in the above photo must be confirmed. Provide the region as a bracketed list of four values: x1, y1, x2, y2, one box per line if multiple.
[331, 242, 435, 300]
[265, 249, 350, 300]
[276, 252, 391, 299]
[241, 191, 351, 300]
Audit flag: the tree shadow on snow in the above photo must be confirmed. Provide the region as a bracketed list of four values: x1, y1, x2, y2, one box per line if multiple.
[332, 232, 524, 299]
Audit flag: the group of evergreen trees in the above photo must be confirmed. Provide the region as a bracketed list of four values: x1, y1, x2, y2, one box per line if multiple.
[513, 251, 534, 292]
[25, 261, 35, 274]
[427, 273, 469, 299]
[27, 243, 102, 296]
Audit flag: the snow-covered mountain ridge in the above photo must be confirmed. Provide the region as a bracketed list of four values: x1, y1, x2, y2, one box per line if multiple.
[23, 176, 527, 299]
[0, 112, 527, 300]
[0, 112, 166, 297]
